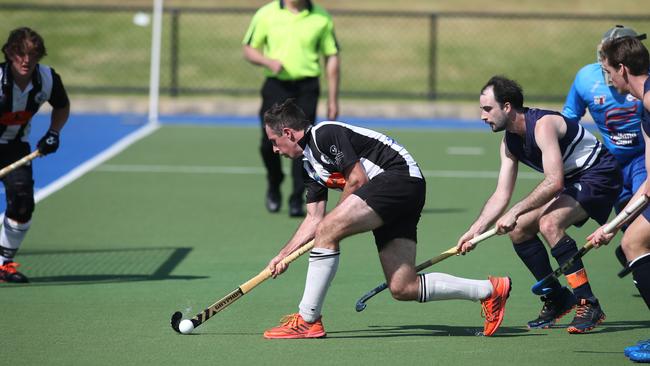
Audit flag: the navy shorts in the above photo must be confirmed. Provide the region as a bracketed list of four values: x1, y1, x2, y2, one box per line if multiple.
[564, 153, 622, 226]
[352, 171, 426, 249]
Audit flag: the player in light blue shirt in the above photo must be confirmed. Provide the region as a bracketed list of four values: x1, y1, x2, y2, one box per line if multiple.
[563, 25, 648, 277]
[563, 25, 647, 213]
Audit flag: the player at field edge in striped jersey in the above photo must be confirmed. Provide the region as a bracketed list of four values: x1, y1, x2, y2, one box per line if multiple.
[0, 27, 70, 283]
[458, 75, 622, 334]
[562, 25, 647, 276]
[259, 99, 511, 339]
[588, 36, 650, 363]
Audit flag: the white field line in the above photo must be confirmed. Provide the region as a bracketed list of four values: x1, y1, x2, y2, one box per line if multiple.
[95, 163, 542, 180]
[446, 146, 485, 155]
[34, 123, 161, 204]
[1, 123, 160, 220]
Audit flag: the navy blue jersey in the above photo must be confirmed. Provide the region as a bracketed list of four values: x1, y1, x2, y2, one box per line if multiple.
[505, 108, 608, 178]
[300, 121, 423, 203]
[643, 76, 650, 136]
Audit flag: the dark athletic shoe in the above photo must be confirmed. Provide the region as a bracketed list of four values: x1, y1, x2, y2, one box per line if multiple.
[566, 297, 605, 334]
[527, 287, 577, 329]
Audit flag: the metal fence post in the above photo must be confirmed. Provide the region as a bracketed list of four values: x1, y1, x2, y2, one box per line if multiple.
[170, 8, 180, 97]
[428, 13, 438, 100]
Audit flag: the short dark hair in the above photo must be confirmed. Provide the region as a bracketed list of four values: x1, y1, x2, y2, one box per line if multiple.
[2, 27, 47, 61]
[263, 99, 311, 135]
[481, 75, 524, 111]
[601, 36, 650, 76]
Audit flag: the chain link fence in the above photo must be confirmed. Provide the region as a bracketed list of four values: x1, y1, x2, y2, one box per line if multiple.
[2, 3, 649, 102]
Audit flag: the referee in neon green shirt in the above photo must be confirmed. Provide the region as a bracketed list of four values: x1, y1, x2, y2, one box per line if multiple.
[243, 0, 340, 217]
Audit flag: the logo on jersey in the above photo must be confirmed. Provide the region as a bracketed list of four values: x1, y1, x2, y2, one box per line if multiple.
[573, 183, 582, 192]
[593, 95, 606, 105]
[626, 94, 639, 102]
[34, 91, 48, 104]
[329, 145, 345, 166]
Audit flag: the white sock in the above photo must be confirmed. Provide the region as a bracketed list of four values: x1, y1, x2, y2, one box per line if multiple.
[298, 248, 340, 323]
[0, 217, 31, 263]
[418, 272, 492, 302]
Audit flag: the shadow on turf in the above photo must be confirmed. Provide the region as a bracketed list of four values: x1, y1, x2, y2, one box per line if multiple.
[1, 247, 207, 287]
[323, 324, 535, 338]
[421, 208, 466, 215]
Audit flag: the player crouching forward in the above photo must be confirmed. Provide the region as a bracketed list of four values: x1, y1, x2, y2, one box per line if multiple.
[261, 99, 511, 339]
[458, 76, 622, 334]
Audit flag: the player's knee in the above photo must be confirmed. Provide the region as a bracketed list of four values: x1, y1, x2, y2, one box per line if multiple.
[388, 284, 413, 301]
[5, 184, 35, 222]
[538, 215, 561, 240]
[508, 225, 537, 244]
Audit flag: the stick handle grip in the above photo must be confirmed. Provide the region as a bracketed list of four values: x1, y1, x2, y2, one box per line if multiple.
[0, 150, 40, 178]
[603, 196, 649, 233]
[469, 227, 498, 244]
[240, 239, 315, 293]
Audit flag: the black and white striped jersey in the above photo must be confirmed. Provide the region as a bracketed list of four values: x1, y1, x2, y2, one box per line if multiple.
[0, 62, 69, 143]
[299, 121, 423, 203]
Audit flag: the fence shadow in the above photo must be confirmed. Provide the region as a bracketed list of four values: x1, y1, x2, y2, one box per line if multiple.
[1, 247, 206, 287]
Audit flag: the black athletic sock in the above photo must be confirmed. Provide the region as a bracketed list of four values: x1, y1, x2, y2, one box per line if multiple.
[631, 254, 650, 310]
[551, 235, 594, 300]
[514, 236, 562, 292]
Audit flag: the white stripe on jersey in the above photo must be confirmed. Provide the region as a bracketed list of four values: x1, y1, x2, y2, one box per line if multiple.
[0, 64, 55, 143]
[311, 121, 422, 179]
[562, 124, 603, 177]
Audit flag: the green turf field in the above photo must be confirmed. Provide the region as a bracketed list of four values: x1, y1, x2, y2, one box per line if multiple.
[4, 125, 648, 365]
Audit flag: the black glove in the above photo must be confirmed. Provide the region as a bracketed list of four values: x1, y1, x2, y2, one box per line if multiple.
[37, 129, 60, 155]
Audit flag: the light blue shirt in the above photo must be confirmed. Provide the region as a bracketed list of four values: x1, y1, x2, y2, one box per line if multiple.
[563, 62, 645, 165]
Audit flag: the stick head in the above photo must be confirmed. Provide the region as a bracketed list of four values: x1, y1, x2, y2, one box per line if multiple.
[531, 279, 554, 296]
[170, 311, 183, 333]
[355, 300, 367, 312]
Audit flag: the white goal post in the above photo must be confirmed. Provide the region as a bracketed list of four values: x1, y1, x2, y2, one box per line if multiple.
[148, 0, 163, 125]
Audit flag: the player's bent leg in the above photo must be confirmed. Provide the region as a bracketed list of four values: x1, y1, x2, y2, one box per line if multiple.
[314, 194, 383, 249]
[621, 215, 650, 309]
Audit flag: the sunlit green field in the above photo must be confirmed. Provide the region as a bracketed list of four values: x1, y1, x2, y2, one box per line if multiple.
[3, 125, 647, 365]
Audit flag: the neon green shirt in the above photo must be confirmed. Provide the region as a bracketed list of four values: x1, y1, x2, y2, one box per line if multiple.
[243, 0, 339, 81]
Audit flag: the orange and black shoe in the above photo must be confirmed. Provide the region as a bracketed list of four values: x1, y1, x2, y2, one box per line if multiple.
[480, 276, 512, 336]
[263, 313, 326, 339]
[567, 297, 605, 334]
[0, 261, 29, 283]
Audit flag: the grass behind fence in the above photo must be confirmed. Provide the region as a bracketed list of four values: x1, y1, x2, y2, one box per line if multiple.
[2, 4, 649, 100]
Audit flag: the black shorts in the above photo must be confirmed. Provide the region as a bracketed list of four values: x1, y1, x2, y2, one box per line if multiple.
[352, 171, 426, 249]
[564, 153, 622, 226]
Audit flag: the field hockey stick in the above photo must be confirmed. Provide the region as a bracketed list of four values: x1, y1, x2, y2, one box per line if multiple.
[531, 195, 649, 296]
[0, 150, 41, 179]
[170, 239, 315, 334]
[355, 227, 498, 312]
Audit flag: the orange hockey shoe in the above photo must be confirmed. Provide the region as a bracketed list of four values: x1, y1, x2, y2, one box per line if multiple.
[263, 313, 326, 339]
[480, 276, 512, 336]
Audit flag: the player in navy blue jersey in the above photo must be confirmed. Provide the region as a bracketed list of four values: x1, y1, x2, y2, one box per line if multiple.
[0, 27, 70, 283]
[563, 25, 647, 276]
[589, 36, 650, 362]
[458, 76, 622, 334]
[260, 99, 511, 339]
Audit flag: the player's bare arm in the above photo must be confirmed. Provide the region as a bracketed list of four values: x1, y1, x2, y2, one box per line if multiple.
[501, 116, 564, 230]
[337, 161, 368, 205]
[458, 138, 516, 252]
[268, 200, 327, 278]
[242, 44, 283, 74]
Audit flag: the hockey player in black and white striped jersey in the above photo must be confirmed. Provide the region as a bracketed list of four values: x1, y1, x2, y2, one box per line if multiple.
[259, 99, 511, 339]
[0, 27, 70, 283]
